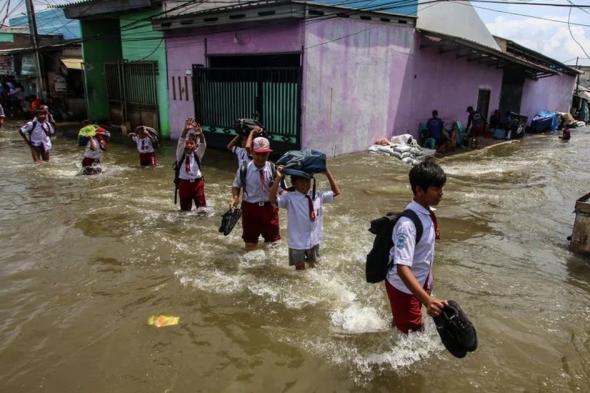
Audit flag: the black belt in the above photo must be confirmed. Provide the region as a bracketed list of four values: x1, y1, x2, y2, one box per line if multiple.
[244, 201, 271, 207]
[179, 177, 202, 183]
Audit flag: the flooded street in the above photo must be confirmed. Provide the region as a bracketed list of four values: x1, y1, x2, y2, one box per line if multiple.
[1, 120, 589, 392]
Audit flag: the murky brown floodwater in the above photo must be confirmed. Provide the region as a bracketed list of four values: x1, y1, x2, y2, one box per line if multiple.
[1, 119, 589, 392]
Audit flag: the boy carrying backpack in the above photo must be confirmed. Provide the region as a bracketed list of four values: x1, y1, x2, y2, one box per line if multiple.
[368, 157, 448, 334]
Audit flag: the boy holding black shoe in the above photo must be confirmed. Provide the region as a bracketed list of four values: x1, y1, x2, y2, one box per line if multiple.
[385, 157, 448, 333]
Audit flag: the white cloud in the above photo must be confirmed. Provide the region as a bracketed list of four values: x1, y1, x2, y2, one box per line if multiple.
[486, 15, 590, 65]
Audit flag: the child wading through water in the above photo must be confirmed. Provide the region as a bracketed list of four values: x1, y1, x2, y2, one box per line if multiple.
[82, 128, 110, 175]
[386, 157, 448, 333]
[231, 135, 280, 250]
[175, 118, 207, 211]
[129, 126, 158, 167]
[19, 107, 55, 162]
[270, 167, 340, 270]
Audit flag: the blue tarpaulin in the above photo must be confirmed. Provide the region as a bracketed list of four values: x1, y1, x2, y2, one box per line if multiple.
[530, 111, 559, 133]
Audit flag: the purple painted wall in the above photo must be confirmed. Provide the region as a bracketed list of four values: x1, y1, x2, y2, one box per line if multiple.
[302, 19, 414, 156]
[301, 22, 503, 155]
[520, 73, 576, 122]
[165, 23, 303, 138]
[398, 34, 503, 135]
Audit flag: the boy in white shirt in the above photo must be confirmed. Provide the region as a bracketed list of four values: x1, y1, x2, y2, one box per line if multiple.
[230, 136, 280, 250]
[175, 118, 206, 211]
[19, 108, 55, 162]
[270, 167, 340, 270]
[129, 126, 157, 167]
[385, 157, 447, 333]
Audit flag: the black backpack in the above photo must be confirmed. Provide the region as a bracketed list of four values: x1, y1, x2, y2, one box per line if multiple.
[365, 209, 423, 283]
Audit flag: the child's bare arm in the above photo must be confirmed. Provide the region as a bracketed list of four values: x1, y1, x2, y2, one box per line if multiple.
[269, 166, 284, 204]
[231, 186, 241, 209]
[227, 134, 240, 151]
[397, 265, 446, 317]
[324, 168, 341, 197]
[245, 126, 262, 155]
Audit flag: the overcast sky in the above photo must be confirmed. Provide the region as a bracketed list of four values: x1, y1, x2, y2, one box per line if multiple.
[4, 0, 590, 65]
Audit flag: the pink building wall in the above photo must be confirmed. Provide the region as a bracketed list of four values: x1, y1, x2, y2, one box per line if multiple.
[398, 34, 503, 134]
[302, 22, 503, 155]
[165, 22, 303, 138]
[302, 19, 414, 155]
[520, 73, 576, 122]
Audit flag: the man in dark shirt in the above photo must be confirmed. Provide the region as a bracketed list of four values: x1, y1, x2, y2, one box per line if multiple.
[426, 110, 444, 146]
[466, 106, 486, 147]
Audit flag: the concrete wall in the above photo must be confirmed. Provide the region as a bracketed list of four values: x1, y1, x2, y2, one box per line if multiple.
[121, 9, 170, 137]
[302, 23, 503, 155]
[520, 73, 576, 122]
[399, 34, 503, 134]
[165, 22, 304, 139]
[302, 19, 414, 155]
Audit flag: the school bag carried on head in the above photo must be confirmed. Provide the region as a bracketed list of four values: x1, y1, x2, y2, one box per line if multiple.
[276, 149, 326, 179]
[141, 126, 160, 149]
[234, 118, 264, 136]
[365, 210, 423, 283]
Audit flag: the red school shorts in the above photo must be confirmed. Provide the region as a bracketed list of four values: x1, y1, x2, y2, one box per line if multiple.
[385, 279, 430, 334]
[139, 152, 156, 166]
[241, 201, 281, 244]
[178, 178, 206, 211]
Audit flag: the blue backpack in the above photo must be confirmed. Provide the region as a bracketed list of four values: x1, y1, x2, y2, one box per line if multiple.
[276, 149, 326, 179]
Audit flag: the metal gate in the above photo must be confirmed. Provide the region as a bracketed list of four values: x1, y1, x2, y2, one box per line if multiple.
[105, 61, 159, 129]
[192, 66, 301, 147]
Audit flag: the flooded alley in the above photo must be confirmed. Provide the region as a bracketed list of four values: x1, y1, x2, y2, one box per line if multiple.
[1, 121, 589, 392]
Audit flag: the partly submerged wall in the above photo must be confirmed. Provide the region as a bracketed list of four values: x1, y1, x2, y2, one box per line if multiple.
[520, 73, 576, 122]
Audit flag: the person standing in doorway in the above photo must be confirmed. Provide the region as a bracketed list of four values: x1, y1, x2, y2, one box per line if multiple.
[466, 106, 486, 148]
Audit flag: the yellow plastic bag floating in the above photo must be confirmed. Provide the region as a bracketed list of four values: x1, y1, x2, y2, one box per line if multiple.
[148, 315, 179, 328]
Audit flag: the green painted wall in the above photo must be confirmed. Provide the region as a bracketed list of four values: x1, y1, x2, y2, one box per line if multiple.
[81, 19, 122, 122]
[0, 33, 15, 43]
[120, 9, 169, 138]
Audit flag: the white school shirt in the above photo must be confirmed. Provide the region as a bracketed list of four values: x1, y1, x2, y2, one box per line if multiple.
[84, 137, 103, 160]
[132, 135, 155, 153]
[232, 146, 250, 163]
[232, 161, 275, 203]
[20, 119, 54, 149]
[175, 136, 206, 180]
[386, 201, 437, 295]
[277, 190, 334, 250]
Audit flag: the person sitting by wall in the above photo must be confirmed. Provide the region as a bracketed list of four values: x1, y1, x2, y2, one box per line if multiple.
[437, 123, 458, 155]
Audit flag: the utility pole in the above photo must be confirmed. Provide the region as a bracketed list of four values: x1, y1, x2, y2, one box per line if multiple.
[25, 0, 45, 100]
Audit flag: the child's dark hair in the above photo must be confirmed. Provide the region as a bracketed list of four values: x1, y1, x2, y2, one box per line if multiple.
[409, 157, 446, 195]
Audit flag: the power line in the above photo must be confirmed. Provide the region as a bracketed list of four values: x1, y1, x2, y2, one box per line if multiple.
[0, 0, 12, 28]
[459, 2, 590, 28]
[566, 5, 590, 59]
[469, 0, 590, 7]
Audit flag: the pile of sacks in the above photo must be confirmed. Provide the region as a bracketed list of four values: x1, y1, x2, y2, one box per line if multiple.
[368, 134, 436, 165]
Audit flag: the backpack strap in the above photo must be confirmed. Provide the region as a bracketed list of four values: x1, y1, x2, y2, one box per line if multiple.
[400, 209, 424, 244]
[239, 160, 249, 197]
[193, 152, 201, 171]
[28, 120, 37, 135]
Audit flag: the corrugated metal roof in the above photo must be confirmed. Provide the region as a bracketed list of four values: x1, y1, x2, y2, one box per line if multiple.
[416, 0, 501, 51]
